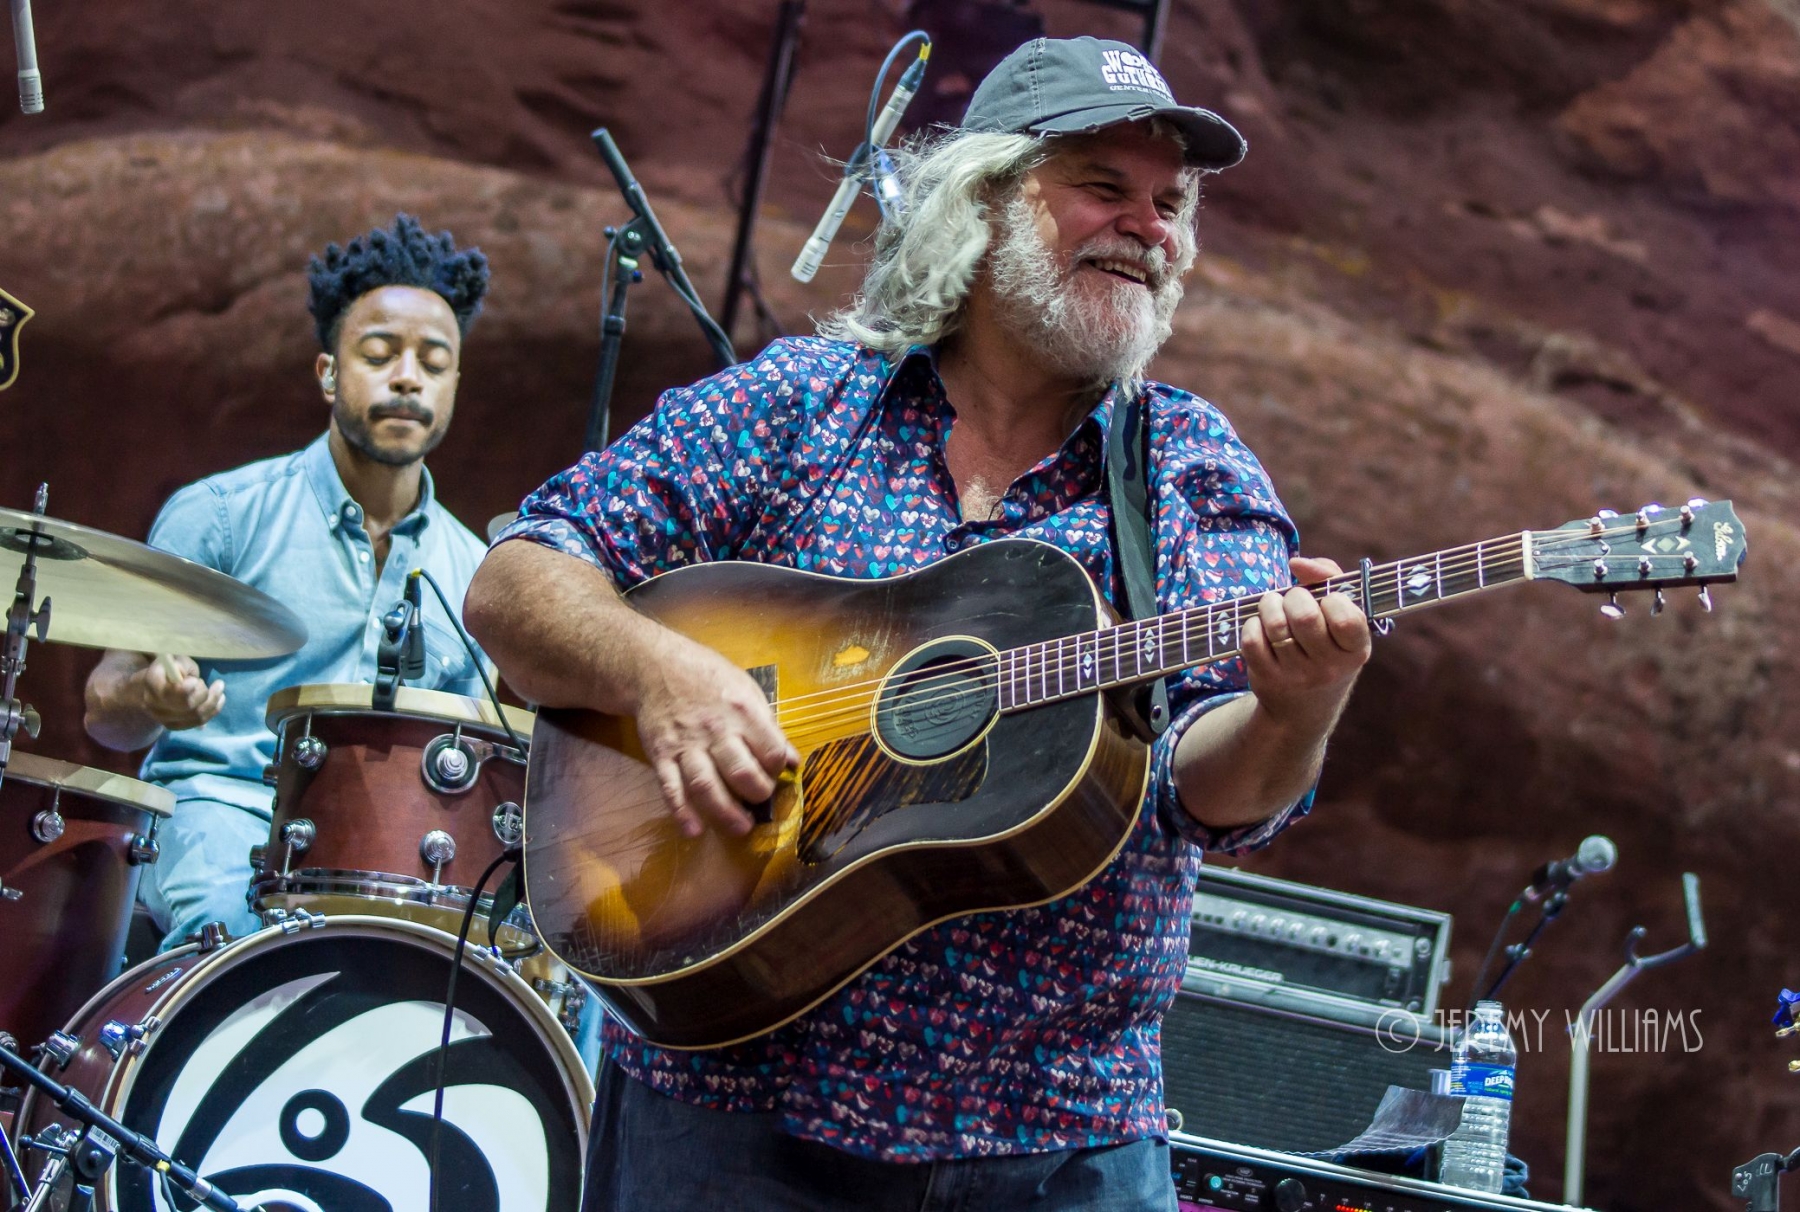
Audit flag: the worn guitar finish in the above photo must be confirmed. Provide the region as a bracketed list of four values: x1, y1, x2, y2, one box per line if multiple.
[523, 502, 1748, 1049]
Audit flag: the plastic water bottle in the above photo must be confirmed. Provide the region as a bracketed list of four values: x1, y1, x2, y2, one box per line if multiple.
[1438, 999, 1517, 1193]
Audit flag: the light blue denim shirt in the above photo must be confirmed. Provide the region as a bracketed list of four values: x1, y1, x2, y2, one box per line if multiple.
[138, 433, 491, 817]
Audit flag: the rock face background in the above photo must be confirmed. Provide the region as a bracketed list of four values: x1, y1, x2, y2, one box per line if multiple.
[0, 2, 1795, 1206]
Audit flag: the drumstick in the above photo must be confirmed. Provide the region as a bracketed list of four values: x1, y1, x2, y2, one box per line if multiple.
[154, 653, 187, 685]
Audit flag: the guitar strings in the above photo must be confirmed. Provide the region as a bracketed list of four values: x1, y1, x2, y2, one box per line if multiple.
[767, 524, 1711, 742]
[773, 531, 1697, 741]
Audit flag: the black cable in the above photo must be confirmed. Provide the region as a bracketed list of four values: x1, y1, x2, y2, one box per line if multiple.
[428, 846, 518, 1212]
[0, 1121, 29, 1202]
[413, 569, 527, 756]
[1466, 897, 1522, 1013]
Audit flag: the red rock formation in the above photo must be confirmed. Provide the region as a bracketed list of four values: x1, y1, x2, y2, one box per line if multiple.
[0, 2, 1794, 1206]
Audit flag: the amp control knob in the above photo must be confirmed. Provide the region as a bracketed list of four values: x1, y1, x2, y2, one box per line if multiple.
[1274, 1176, 1308, 1212]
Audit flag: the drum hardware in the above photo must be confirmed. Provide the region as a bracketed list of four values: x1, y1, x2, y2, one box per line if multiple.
[36, 1033, 77, 1071]
[275, 817, 315, 875]
[0, 878, 20, 902]
[125, 818, 157, 867]
[419, 724, 525, 795]
[290, 730, 326, 771]
[530, 974, 589, 1036]
[1, 485, 53, 790]
[29, 808, 62, 842]
[492, 799, 524, 847]
[419, 828, 457, 885]
[181, 920, 232, 953]
[261, 905, 326, 934]
[1, 1038, 246, 1211]
[15, 1122, 75, 1210]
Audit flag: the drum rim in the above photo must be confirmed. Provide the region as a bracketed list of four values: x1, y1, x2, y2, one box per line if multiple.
[264, 682, 536, 738]
[250, 876, 545, 948]
[21, 914, 593, 1204]
[2, 750, 174, 816]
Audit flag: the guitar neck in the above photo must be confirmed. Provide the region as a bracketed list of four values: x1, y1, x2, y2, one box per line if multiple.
[995, 531, 1535, 712]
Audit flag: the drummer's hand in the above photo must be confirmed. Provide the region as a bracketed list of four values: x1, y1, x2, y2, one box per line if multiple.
[136, 655, 225, 730]
[631, 632, 798, 840]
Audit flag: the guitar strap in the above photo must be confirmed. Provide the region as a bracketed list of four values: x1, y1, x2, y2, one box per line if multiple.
[1104, 387, 1171, 741]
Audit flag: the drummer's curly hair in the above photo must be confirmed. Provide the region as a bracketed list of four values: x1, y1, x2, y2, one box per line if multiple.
[306, 213, 491, 351]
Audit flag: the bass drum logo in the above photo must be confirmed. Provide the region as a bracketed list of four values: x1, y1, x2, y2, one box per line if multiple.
[116, 932, 585, 1212]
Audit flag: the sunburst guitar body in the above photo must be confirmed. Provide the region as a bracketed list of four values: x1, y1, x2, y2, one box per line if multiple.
[520, 501, 1747, 1049]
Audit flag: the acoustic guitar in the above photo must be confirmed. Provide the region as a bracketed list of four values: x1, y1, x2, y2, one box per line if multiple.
[522, 500, 1746, 1048]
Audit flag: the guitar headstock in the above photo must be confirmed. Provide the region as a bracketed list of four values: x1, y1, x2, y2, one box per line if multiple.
[1530, 499, 1746, 615]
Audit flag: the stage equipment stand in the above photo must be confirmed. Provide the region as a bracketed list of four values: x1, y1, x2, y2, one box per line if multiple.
[584, 129, 738, 453]
[0, 483, 50, 793]
[1562, 872, 1706, 1205]
[0, 1039, 244, 1211]
[721, 0, 805, 344]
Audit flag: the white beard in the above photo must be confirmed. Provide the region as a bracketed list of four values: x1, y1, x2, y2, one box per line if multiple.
[986, 195, 1186, 386]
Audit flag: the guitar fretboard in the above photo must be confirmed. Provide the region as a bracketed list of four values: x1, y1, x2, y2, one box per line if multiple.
[994, 532, 1533, 712]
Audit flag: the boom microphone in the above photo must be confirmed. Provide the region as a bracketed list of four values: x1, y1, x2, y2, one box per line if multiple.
[791, 36, 929, 283]
[10, 0, 40, 114]
[1523, 835, 1617, 902]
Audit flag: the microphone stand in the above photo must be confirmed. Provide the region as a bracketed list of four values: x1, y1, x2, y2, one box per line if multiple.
[0, 1040, 244, 1211]
[584, 128, 737, 453]
[1562, 872, 1706, 1206]
[1474, 888, 1569, 1007]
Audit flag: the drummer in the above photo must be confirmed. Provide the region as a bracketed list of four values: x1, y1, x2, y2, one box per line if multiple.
[82, 213, 496, 951]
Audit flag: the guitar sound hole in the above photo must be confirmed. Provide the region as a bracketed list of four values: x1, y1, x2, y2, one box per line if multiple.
[873, 638, 999, 761]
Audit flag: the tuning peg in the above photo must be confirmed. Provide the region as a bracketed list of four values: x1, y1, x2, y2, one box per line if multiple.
[1600, 593, 1625, 620]
[1597, 508, 1619, 519]
[1687, 497, 1709, 508]
[1698, 586, 1713, 612]
[1790, 1059, 1800, 1073]
[1650, 590, 1665, 616]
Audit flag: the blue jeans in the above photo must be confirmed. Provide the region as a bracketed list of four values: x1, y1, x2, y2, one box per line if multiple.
[581, 1062, 1179, 1212]
[137, 797, 265, 951]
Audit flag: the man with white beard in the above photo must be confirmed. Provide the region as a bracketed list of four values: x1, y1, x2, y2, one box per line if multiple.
[467, 36, 1371, 1212]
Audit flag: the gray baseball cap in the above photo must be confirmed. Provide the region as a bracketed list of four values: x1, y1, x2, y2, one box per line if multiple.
[961, 36, 1246, 170]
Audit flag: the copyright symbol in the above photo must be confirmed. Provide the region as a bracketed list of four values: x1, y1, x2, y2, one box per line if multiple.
[1376, 1009, 1422, 1054]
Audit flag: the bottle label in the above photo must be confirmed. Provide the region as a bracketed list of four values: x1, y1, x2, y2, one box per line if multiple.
[1450, 1061, 1515, 1102]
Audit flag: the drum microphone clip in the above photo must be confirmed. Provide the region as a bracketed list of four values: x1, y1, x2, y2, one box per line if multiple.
[374, 571, 427, 711]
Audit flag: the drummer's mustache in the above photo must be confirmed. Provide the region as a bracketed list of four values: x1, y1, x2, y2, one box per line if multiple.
[368, 401, 434, 425]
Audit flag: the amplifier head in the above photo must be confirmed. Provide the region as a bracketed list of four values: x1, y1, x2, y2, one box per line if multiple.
[1191, 865, 1452, 1014]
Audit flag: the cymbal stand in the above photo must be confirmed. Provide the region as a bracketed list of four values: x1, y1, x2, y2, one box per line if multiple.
[0, 483, 50, 792]
[0, 1040, 243, 1211]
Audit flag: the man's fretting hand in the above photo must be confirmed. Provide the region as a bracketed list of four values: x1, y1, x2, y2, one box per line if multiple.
[1238, 556, 1371, 731]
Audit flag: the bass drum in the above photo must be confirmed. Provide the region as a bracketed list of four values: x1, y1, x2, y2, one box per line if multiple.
[15, 915, 592, 1212]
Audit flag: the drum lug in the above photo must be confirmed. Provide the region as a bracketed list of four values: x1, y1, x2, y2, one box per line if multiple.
[492, 801, 524, 847]
[267, 906, 328, 934]
[279, 818, 316, 874]
[128, 832, 160, 866]
[98, 1017, 155, 1059]
[420, 830, 457, 885]
[292, 733, 328, 770]
[248, 843, 267, 872]
[261, 762, 281, 787]
[185, 920, 233, 954]
[38, 1029, 80, 1070]
[421, 728, 480, 794]
[30, 807, 64, 844]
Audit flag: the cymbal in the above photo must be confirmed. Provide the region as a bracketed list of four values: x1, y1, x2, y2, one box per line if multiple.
[0, 507, 307, 659]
